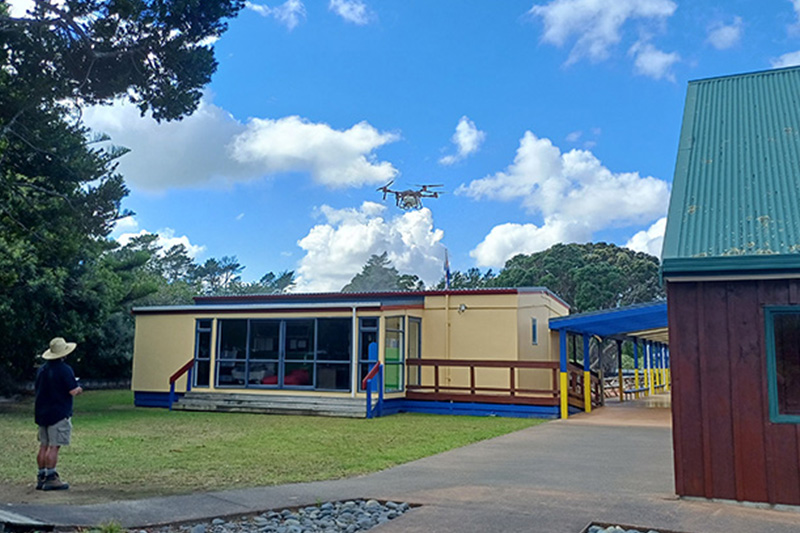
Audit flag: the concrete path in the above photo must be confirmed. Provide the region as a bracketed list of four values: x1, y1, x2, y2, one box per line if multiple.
[4, 395, 800, 532]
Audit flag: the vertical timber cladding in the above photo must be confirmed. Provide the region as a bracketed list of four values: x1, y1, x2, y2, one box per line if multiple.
[667, 278, 800, 505]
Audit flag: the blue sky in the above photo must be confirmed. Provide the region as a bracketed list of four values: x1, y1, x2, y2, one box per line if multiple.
[30, 1, 800, 290]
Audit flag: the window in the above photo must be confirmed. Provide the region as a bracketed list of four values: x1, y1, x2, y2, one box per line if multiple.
[407, 317, 421, 387]
[531, 318, 538, 345]
[216, 318, 352, 391]
[193, 319, 212, 387]
[384, 316, 404, 392]
[358, 317, 379, 391]
[765, 307, 800, 423]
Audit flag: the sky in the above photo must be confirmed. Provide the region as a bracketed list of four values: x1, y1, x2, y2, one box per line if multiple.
[13, 0, 800, 292]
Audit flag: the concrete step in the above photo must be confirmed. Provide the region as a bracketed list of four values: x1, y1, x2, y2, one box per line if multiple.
[173, 392, 369, 418]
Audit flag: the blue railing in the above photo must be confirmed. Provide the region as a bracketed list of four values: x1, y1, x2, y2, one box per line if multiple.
[363, 362, 384, 419]
[168, 359, 194, 411]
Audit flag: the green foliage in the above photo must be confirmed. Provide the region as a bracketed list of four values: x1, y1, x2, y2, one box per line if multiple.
[490, 242, 664, 312]
[435, 267, 495, 289]
[342, 252, 423, 292]
[0, 0, 244, 390]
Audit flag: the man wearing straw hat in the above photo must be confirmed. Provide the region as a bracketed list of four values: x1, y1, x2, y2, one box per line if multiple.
[35, 337, 83, 491]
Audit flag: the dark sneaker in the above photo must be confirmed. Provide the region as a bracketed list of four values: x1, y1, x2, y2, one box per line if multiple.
[42, 473, 69, 491]
[35, 473, 45, 490]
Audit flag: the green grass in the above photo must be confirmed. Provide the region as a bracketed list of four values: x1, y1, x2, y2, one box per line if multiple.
[2, 390, 543, 498]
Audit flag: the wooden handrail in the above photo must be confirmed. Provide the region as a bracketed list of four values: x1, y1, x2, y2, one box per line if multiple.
[404, 358, 560, 407]
[170, 359, 195, 384]
[362, 361, 381, 390]
[406, 358, 558, 369]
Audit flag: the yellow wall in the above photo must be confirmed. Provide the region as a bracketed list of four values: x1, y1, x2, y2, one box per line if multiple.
[132, 291, 570, 398]
[132, 314, 196, 392]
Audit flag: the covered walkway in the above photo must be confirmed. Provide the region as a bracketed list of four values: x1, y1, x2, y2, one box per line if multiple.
[549, 301, 670, 418]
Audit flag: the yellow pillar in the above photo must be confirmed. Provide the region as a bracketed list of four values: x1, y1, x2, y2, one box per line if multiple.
[583, 371, 592, 413]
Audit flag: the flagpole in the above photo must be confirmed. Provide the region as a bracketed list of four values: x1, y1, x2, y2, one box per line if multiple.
[444, 248, 451, 362]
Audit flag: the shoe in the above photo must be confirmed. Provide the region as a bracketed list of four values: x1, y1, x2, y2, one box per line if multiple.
[36, 472, 45, 490]
[41, 473, 69, 491]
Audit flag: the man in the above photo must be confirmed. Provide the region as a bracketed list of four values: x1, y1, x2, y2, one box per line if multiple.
[35, 337, 83, 491]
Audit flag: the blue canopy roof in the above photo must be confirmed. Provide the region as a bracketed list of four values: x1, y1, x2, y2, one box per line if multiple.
[549, 301, 668, 343]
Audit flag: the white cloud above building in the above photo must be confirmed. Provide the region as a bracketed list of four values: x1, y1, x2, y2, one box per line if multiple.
[83, 96, 400, 191]
[460, 130, 670, 267]
[293, 203, 445, 292]
[329, 0, 373, 25]
[706, 16, 743, 50]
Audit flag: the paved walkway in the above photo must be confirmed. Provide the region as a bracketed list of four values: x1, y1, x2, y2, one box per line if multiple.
[4, 395, 800, 532]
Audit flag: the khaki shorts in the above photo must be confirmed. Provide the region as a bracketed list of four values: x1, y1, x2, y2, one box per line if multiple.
[38, 418, 72, 447]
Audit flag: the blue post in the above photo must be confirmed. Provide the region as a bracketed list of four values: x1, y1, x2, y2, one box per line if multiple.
[168, 382, 175, 411]
[633, 339, 641, 399]
[187, 366, 193, 392]
[559, 329, 568, 419]
[366, 378, 373, 419]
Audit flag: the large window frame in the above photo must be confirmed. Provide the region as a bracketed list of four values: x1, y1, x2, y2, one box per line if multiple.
[215, 318, 352, 392]
[384, 316, 405, 392]
[358, 317, 379, 392]
[193, 319, 213, 388]
[765, 306, 800, 424]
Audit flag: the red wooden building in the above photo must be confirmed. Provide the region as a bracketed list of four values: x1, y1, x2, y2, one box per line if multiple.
[662, 67, 800, 506]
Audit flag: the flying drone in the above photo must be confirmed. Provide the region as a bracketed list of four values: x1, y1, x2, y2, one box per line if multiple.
[376, 181, 444, 210]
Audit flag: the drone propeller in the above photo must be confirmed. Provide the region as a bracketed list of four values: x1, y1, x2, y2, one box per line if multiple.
[377, 179, 394, 191]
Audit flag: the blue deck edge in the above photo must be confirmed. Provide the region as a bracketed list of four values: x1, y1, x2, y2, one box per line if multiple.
[380, 399, 564, 419]
[134, 391, 182, 408]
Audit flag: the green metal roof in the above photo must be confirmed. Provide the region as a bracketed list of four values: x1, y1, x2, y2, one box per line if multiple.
[662, 66, 800, 277]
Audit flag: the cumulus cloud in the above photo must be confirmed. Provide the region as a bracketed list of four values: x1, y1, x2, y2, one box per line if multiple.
[439, 116, 486, 166]
[247, 0, 306, 30]
[230, 116, 399, 188]
[706, 16, 743, 50]
[625, 217, 666, 257]
[83, 96, 400, 191]
[470, 218, 592, 267]
[772, 50, 800, 68]
[528, 0, 677, 64]
[459, 130, 670, 267]
[293, 202, 445, 292]
[329, 0, 373, 25]
[629, 40, 680, 81]
[113, 218, 206, 258]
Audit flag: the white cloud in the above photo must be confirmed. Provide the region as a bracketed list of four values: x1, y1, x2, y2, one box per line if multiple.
[629, 40, 680, 81]
[329, 0, 372, 25]
[440, 116, 486, 166]
[6, 0, 34, 17]
[528, 0, 677, 64]
[83, 96, 400, 191]
[460, 130, 670, 267]
[565, 131, 582, 143]
[115, 224, 206, 259]
[247, 0, 306, 30]
[706, 16, 743, 50]
[470, 218, 592, 267]
[625, 217, 666, 257]
[293, 202, 445, 292]
[771, 50, 800, 68]
[230, 116, 399, 188]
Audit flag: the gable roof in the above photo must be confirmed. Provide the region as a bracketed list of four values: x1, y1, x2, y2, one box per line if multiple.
[662, 66, 800, 278]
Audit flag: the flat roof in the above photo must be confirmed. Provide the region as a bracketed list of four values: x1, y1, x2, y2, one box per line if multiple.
[548, 301, 668, 344]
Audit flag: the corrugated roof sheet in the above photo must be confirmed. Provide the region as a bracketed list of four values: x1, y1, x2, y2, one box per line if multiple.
[662, 66, 800, 276]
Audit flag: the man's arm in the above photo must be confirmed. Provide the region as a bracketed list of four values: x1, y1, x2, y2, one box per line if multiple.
[69, 386, 83, 396]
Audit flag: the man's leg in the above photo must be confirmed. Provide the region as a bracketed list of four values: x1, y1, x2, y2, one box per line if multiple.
[36, 429, 47, 489]
[41, 420, 70, 491]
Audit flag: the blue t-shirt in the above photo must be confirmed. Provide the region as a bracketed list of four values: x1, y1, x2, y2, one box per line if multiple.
[34, 360, 79, 427]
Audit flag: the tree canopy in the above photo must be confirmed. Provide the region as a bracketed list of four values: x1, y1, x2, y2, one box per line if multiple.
[342, 252, 424, 292]
[491, 242, 664, 312]
[0, 0, 244, 391]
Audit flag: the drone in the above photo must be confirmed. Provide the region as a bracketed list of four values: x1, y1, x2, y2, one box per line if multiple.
[376, 181, 444, 210]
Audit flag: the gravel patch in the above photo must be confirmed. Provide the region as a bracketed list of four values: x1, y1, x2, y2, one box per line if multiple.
[587, 526, 673, 533]
[138, 500, 411, 533]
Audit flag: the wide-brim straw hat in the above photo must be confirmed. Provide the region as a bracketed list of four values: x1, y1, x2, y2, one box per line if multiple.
[41, 337, 77, 360]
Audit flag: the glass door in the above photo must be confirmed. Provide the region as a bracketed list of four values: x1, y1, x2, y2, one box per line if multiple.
[282, 320, 315, 388]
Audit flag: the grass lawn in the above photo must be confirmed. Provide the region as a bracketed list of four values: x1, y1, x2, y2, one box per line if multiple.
[1, 390, 544, 502]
